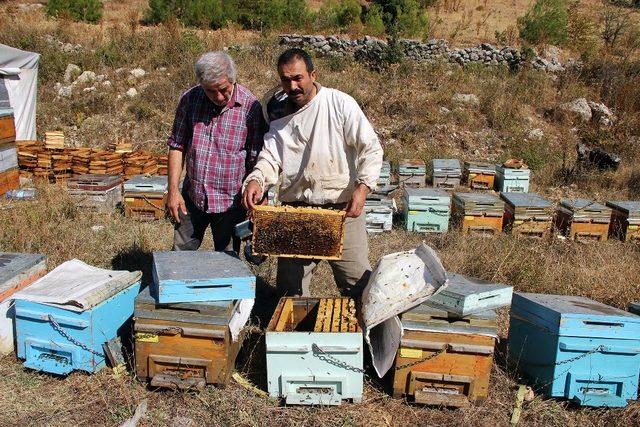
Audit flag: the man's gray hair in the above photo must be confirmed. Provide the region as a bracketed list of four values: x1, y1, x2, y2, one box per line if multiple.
[195, 51, 237, 84]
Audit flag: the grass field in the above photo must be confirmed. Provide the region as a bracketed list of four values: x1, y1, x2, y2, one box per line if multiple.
[2, 1, 640, 425]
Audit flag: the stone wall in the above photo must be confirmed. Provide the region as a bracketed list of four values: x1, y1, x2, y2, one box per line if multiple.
[279, 34, 567, 72]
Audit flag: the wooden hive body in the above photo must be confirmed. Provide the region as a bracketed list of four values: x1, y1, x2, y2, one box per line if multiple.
[0, 253, 47, 355]
[252, 205, 346, 260]
[606, 200, 640, 242]
[67, 174, 123, 212]
[0, 111, 15, 145]
[555, 199, 611, 242]
[508, 292, 640, 407]
[452, 193, 504, 236]
[152, 251, 255, 304]
[14, 282, 140, 375]
[501, 192, 554, 238]
[134, 287, 242, 389]
[432, 159, 461, 189]
[464, 161, 496, 190]
[266, 297, 363, 405]
[123, 175, 168, 221]
[403, 188, 451, 233]
[393, 305, 497, 406]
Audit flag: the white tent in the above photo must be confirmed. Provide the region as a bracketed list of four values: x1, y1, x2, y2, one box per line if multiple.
[0, 44, 39, 140]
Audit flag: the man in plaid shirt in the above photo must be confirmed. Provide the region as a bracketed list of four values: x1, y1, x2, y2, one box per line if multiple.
[167, 51, 266, 253]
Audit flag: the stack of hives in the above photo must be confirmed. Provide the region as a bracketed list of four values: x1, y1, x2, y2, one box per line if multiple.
[156, 153, 168, 176]
[124, 152, 157, 178]
[44, 131, 65, 150]
[70, 147, 93, 175]
[108, 139, 133, 154]
[50, 149, 73, 182]
[15, 140, 43, 178]
[89, 150, 124, 175]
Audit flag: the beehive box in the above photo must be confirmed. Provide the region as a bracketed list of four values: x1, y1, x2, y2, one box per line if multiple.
[403, 188, 451, 233]
[555, 198, 611, 242]
[393, 305, 497, 406]
[0, 110, 16, 145]
[463, 161, 496, 190]
[134, 287, 243, 389]
[252, 205, 345, 260]
[426, 273, 512, 317]
[495, 165, 530, 193]
[123, 175, 168, 221]
[67, 174, 123, 212]
[630, 302, 640, 315]
[0, 167, 19, 196]
[452, 193, 504, 236]
[501, 192, 554, 238]
[364, 193, 395, 233]
[0, 142, 18, 173]
[0, 253, 47, 355]
[606, 200, 640, 242]
[377, 161, 391, 187]
[152, 251, 255, 304]
[432, 159, 462, 189]
[398, 159, 426, 188]
[13, 261, 141, 375]
[509, 293, 640, 407]
[266, 297, 363, 405]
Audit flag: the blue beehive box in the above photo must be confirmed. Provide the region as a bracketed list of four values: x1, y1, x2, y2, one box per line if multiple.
[509, 293, 640, 407]
[13, 260, 141, 375]
[495, 165, 530, 193]
[426, 273, 513, 316]
[403, 188, 451, 233]
[153, 251, 255, 303]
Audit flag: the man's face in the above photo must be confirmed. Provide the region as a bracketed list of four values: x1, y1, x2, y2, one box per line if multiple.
[278, 59, 317, 108]
[202, 77, 233, 107]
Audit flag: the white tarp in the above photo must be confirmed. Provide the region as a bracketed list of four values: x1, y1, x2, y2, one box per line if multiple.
[13, 259, 141, 311]
[361, 243, 448, 377]
[0, 44, 39, 140]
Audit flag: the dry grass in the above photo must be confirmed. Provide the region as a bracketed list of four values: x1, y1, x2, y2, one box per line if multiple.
[1, 2, 640, 426]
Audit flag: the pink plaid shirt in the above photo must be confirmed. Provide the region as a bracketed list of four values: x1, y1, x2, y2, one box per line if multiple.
[168, 83, 266, 213]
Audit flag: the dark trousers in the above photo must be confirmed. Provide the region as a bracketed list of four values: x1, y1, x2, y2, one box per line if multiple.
[172, 193, 245, 254]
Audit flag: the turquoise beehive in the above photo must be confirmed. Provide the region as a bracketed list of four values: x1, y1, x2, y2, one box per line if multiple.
[403, 188, 451, 233]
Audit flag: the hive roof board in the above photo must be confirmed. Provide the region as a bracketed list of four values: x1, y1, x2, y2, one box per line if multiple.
[501, 192, 552, 209]
[424, 272, 513, 316]
[453, 192, 504, 215]
[433, 159, 461, 173]
[124, 175, 168, 193]
[0, 252, 46, 301]
[512, 293, 640, 340]
[152, 251, 255, 304]
[464, 161, 496, 175]
[401, 302, 497, 337]
[607, 201, 640, 217]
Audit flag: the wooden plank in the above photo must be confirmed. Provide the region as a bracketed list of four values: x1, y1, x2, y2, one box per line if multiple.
[275, 298, 293, 332]
[347, 299, 357, 332]
[314, 299, 327, 332]
[340, 298, 348, 332]
[322, 298, 333, 332]
[331, 298, 341, 332]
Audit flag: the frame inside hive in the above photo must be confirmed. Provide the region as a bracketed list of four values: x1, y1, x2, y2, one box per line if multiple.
[268, 297, 360, 333]
[252, 205, 346, 260]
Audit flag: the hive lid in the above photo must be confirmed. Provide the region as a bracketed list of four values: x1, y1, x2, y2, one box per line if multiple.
[433, 159, 461, 170]
[606, 200, 640, 215]
[501, 192, 552, 209]
[424, 272, 513, 316]
[0, 252, 46, 300]
[124, 175, 168, 193]
[153, 251, 253, 283]
[464, 161, 496, 174]
[560, 198, 609, 213]
[403, 187, 450, 199]
[401, 304, 497, 337]
[511, 293, 640, 339]
[13, 259, 141, 311]
[67, 174, 122, 191]
[453, 192, 504, 212]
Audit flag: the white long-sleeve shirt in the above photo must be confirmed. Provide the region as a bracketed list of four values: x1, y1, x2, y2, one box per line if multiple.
[243, 85, 383, 205]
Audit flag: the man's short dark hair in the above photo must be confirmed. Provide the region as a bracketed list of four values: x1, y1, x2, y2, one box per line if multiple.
[277, 48, 315, 73]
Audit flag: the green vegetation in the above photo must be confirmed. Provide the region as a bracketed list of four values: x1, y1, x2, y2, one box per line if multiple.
[518, 0, 569, 45]
[46, 0, 103, 23]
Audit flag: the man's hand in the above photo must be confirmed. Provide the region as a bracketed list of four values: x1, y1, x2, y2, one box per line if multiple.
[345, 184, 369, 218]
[167, 189, 187, 223]
[242, 180, 263, 211]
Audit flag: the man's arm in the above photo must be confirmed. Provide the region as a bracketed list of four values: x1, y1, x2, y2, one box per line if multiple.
[342, 95, 384, 217]
[166, 91, 192, 222]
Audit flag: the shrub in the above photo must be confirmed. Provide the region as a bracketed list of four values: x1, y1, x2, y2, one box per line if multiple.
[46, 0, 103, 23]
[364, 4, 386, 36]
[315, 0, 363, 30]
[373, 0, 430, 39]
[517, 0, 568, 45]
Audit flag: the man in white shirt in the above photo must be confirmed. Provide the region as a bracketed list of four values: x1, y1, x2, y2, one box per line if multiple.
[242, 48, 383, 298]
